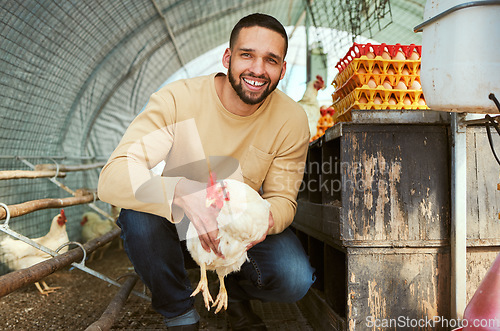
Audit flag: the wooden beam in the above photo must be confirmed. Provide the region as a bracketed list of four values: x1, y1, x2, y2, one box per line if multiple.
[0, 193, 97, 220]
[0, 170, 67, 180]
[34, 162, 105, 172]
[85, 275, 138, 331]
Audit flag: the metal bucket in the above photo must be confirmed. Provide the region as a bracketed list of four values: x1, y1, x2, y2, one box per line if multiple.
[416, 0, 500, 113]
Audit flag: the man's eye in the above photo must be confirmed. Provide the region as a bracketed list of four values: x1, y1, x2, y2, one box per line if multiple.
[241, 53, 251, 57]
[268, 58, 277, 64]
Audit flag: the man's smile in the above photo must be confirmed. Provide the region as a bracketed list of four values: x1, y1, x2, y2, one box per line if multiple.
[242, 76, 267, 90]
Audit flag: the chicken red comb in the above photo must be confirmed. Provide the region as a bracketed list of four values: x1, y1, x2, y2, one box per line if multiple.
[320, 106, 328, 116]
[313, 76, 325, 90]
[60, 209, 66, 220]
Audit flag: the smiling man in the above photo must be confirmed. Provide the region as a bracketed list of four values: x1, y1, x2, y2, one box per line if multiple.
[223, 23, 286, 108]
[98, 13, 314, 330]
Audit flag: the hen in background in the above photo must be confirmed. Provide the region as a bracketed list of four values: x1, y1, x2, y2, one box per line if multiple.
[80, 211, 117, 261]
[0, 209, 69, 295]
[187, 178, 270, 313]
[297, 75, 326, 139]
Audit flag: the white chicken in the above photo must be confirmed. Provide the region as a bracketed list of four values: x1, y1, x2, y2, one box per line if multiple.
[297, 75, 326, 138]
[0, 209, 69, 295]
[80, 211, 117, 261]
[186, 178, 270, 313]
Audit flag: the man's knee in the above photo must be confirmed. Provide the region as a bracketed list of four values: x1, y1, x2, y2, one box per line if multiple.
[118, 209, 173, 240]
[260, 259, 315, 302]
[252, 229, 316, 302]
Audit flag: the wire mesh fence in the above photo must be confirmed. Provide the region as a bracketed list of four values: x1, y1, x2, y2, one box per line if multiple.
[0, 0, 426, 274]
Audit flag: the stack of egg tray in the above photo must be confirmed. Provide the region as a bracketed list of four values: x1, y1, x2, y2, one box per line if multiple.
[332, 43, 429, 117]
[312, 114, 334, 141]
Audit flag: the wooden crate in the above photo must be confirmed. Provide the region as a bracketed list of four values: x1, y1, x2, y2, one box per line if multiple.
[293, 110, 500, 330]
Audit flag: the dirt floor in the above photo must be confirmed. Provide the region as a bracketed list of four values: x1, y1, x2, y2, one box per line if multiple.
[0, 241, 314, 330]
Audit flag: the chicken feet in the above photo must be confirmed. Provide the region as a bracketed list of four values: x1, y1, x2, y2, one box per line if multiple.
[212, 274, 227, 313]
[191, 263, 213, 310]
[35, 281, 61, 296]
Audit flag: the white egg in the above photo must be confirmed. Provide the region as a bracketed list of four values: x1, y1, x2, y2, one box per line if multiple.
[366, 52, 375, 59]
[410, 80, 422, 90]
[383, 80, 393, 89]
[409, 52, 420, 60]
[394, 51, 406, 60]
[396, 81, 408, 90]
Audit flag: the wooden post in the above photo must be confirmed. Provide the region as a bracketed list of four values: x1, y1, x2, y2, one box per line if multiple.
[0, 170, 67, 180]
[85, 275, 139, 331]
[34, 162, 105, 172]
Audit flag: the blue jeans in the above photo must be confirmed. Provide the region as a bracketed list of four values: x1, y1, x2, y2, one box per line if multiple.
[117, 209, 315, 327]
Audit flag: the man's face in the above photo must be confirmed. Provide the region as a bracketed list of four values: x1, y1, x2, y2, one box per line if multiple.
[223, 26, 287, 105]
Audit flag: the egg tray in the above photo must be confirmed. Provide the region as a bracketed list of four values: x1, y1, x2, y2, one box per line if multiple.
[317, 114, 334, 126]
[332, 87, 429, 115]
[335, 43, 422, 73]
[312, 123, 335, 141]
[311, 113, 337, 141]
[316, 123, 333, 135]
[332, 73, 422, 101]
[311, 113, 351, 141]
[333, 58, 421, 90]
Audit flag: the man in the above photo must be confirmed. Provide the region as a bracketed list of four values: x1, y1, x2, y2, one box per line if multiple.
[98, 13, 314, 330]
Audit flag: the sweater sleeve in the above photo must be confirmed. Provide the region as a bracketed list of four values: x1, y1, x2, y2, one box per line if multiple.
[98, 90, 184, 222]
[262, 118, 310, 234]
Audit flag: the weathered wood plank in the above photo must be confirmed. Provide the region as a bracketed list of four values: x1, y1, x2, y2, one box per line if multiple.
[466, 248, 500, 303]
[466, 127, 500, 241]
[340, 125, 450, 242]
[346, 247, 451, 330]
[295, 200, 323, 234]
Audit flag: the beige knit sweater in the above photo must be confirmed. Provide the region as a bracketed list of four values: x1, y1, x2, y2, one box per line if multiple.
[98, 73, 309, 234]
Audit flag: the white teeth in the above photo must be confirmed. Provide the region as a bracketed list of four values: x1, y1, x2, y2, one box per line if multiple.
[243, 78, 265, 86]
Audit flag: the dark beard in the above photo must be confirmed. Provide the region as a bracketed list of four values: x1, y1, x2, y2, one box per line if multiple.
[228, 61, 279, 105]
